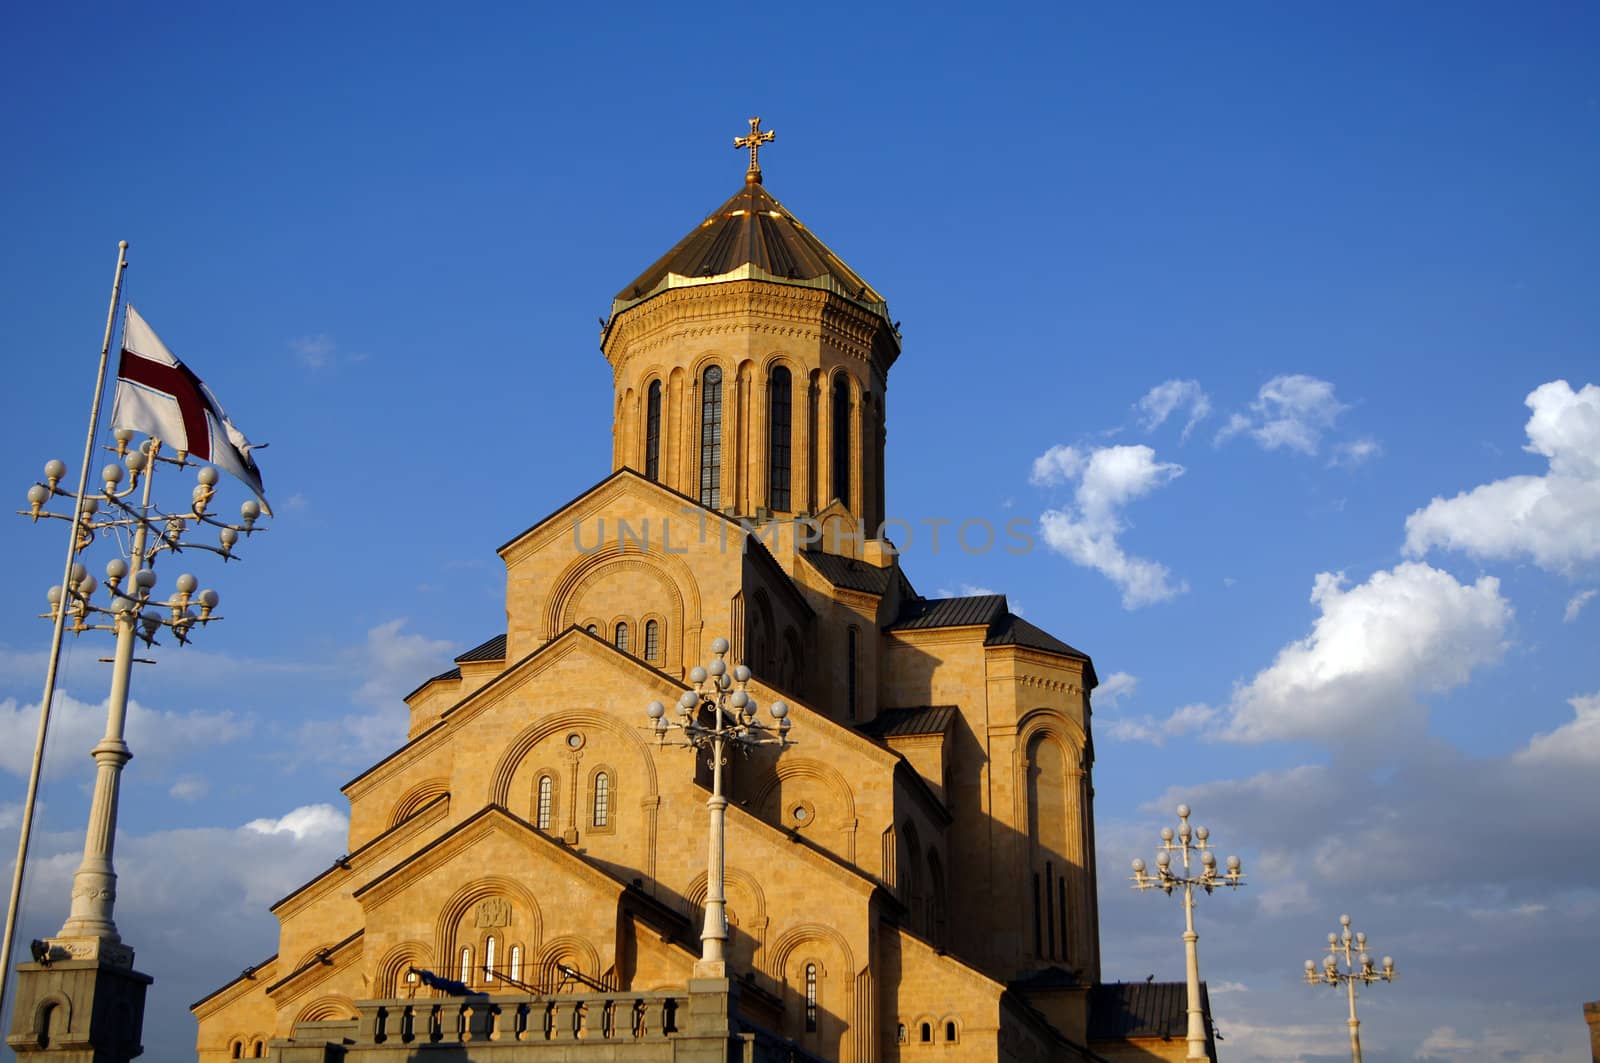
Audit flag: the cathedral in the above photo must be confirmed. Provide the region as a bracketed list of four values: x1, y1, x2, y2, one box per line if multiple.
[181, 123, 1213, 1062]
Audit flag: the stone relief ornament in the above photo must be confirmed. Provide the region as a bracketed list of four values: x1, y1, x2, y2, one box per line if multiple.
[475, 897, 512, 928]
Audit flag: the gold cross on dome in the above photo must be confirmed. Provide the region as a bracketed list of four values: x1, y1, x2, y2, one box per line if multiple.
[734, 116, 776, 182]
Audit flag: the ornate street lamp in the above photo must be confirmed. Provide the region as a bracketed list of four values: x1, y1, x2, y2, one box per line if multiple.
[12, 431, 265, 966]
[1131, 804, 1245, 1061]
[1303, 914, 1396, 1063]
[646, 637, 791, 979]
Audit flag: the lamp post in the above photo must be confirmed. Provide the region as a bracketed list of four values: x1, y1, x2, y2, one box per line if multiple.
[646, 637, 791, 979]
[1131, 804, 1245, 1061]
[1303, 914, 1395, 1063]
[16, 431, 265, 965]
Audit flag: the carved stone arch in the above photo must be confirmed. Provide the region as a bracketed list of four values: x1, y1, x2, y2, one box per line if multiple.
[388, 777, 449, 829]
[434, 875, 543, 965]
[683, 866, 770, 966]
[488, 708, 658, 808]
[1015, 708, 1092, 970]
[766, 923, 853, 982]
[760, 349, 804, 379]
[537, 934, 602, 985]
[753, 758, 858, 823]
[374, 940, 430, 998]
[29, 992, 70, 1045]
[295, 994, 358, 1023]
[542, 543, 701, 656]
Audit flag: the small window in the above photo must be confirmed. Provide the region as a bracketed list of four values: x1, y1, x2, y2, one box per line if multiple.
[536, 775, 553, 830]
[586, 623, 598, 635]
[614, 622, 630, 654]
[645, 380, 662, 481]
[700, 366, 723, 508]
[896, 1023, 908, 1044]
[946, 1021, 957, 1042]
[831, 375, 851, 504]
[460, 945, 473, 985]
[593, 772, 611, 827]
[920, 1022, 932, 1043]
[805, 963, 818, 1032]
[230, 1042, 243, 1060]
[846, 627, 858, 720]
[644, 619, 660, 660]
[252, 1042, 265, 1059]
[485, 936, 497, 982]
[510, 944, 522, 982]
[768, 366, 792, 511]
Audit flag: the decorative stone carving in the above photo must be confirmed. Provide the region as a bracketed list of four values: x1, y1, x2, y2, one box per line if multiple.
[474, 897, 512, 929]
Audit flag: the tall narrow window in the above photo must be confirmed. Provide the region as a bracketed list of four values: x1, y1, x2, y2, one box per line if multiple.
[592, 772, 611, 827]
[768, 367, 792, 511]
[510, 945, 522, 982]
[459, 945, 473, 985]
[644, 380, 662, 481]
[831, 376, 851, 505]
[846, 628, 858, 720]
[699, 366, 723, 508]
[614, 622, 630, 654]
[644, 619, 660, 661]
[536, 775, 553, 830]
[485, 936, 497, 982]
[804, 963, 818, 1032]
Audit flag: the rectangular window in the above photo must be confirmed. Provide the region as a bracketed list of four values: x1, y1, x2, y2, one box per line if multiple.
[769, 369, 792, 511]
[593, 772, 610, 827]
[645, 382, 662, 481]
[700, 368, 723, 509]
[644, 620, 660, 661]
[537, 776, 553, 830]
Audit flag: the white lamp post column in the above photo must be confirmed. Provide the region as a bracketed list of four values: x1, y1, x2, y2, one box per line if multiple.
[647, 636, 791, 979]
[1131, 804, 1246, 1061]
[1303, 914, 1396, 1063]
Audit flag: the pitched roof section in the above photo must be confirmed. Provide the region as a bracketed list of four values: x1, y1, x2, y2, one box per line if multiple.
[1087, 981, 1215, 1045]
[859, 705, 956, 739]
[801, 549, 897, 596]
[455, 633, 507, 664]
[891, 594, 1008, 630]
[890, 596, 1097, 687]
[609, 181, 892, 325]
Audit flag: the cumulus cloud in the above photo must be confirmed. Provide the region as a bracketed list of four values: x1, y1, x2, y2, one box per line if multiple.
[350, 618, 457, 709]
[1221, 562, 1512, 744]
[1566, 588, 1597, 622]
[1107, 703, 1215, 745]
[0, 692, 250, 779]
[2, 803, 349, 1060]
[1515, 691, 1600, 768]
[1031, 444, 1187, 608]
[1094, 671, 1138, 708]
[1404, 380, 1600, 573]
[1215, 374, 1349, 455]
[1134, 379, 1211, 440]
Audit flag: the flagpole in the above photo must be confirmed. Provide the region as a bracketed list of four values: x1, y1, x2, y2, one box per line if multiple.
[0, 240, 130, 1021]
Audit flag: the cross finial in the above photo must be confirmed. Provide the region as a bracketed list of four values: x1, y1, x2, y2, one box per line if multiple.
[733, 116, 776, 184]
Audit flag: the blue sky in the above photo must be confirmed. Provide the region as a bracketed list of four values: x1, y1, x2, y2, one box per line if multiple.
[1, 3, 1596, 1059]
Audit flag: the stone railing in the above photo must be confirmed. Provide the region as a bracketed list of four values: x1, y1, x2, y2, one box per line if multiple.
[330, 991, 683, 1046]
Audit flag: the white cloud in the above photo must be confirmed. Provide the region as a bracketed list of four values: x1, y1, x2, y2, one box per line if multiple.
[1108, 702, 1216, 745]
[1330, 436, 1382, 467]
[1566, 588, 1597, 622]
[168, 775, 209, 802]
[1095, 671, 1138, 708]
[1032, 444, 1187, 608]
[1515, 691, 1600, 768]
[349, 618, 456, 709]
[1, 803, 350, 1060]
[1215, 374, 1348, 455]
[1134, 379, 1211, 440]
[0, 693, 251, 779]
[289, 333, 336, 369]
[1404, 380, 1600, 573]
[1220, 562, 1511, 744]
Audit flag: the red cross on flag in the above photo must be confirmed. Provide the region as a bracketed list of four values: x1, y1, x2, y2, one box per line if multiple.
[112, 306, 272, 515]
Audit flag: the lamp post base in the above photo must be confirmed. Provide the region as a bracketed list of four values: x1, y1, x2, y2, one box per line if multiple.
[6, 951, 150, 1060]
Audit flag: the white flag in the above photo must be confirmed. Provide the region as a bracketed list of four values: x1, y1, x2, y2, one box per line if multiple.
[111, 306, 272, 515]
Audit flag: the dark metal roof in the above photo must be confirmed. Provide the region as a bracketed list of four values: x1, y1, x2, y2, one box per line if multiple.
[455, 633, 507, 664]
[610, 180, 890, 323]
[890, 594, 1008, 631]
[986, 614, 1089, 660]
[801, 549, 897, 596]
[859, 705, 956, 739]
[1087, 982, 1215, 1047]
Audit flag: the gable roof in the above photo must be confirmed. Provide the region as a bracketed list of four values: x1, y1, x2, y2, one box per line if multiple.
[800, 549, 899, 596]
[859, 705, 956, 739]
[888, 595, 1098, 687]
[455, 633, 507, 663]
[1087, 981, 1215, 1047]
